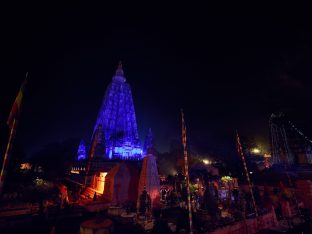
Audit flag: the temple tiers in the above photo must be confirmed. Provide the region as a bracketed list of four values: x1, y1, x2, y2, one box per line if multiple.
[93, 62, 142, 160]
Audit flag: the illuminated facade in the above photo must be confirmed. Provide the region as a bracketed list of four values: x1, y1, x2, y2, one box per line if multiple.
[93, 62, 142, 160]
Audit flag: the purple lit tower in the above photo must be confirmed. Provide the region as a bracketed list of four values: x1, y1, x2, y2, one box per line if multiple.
[93, 62, 142, 160]
[77, 140, 87, 160]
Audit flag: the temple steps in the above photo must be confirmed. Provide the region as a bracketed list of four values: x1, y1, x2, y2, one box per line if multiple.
[80, 187, 102, 200]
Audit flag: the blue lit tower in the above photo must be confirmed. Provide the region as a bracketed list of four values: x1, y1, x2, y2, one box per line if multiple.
[93, 62, 142, 160]
[77, 140, 87, 160]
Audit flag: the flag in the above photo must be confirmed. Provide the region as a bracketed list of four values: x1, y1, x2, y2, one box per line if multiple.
[0, 73, 28, 194]
[181, 109, 186, 147]
[7, 73, 27, 128]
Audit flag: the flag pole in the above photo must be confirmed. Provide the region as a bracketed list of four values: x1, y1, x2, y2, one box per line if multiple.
[181, 109, 193, 234]
[236, 131, 258, 217]
[0, 72, 28, 195]
[0, 119, 18, 194]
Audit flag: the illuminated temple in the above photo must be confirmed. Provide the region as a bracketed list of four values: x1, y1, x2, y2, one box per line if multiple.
[76, 62, 143, 161]
[70, 63, 161, 201]
[92, 61, 142, 160]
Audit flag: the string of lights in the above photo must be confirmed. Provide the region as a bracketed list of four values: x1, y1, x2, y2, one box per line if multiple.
[181, 110, 193, 234]
[236, 132, 258, 217]
[289, 121, 312, 144]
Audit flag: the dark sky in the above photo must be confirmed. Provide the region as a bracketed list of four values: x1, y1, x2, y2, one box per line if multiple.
[1, 3, 312, 156]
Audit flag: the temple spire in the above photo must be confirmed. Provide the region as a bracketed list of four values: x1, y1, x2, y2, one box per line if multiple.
[115, 60, 124, 76]
[94, 62, 141, 159]
[143, 128, 154, 155]
[77, 140, 87, 160]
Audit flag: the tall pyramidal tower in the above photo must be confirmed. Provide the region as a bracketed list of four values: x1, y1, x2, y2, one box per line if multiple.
[93, 62, 142, 160]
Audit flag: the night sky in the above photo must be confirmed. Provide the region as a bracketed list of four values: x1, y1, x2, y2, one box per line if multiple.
[1, 3, 312, 156]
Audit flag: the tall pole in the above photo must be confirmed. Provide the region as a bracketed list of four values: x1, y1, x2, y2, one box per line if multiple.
[236, 131, 258, 217]
[0, 73, 28, 195]
[0, 119, 17, 195]
[181, 110, 193, 234]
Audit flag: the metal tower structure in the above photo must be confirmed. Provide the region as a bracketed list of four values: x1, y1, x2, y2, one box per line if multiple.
[93, 62, 142, 160]
[270, 113, 312, 165]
